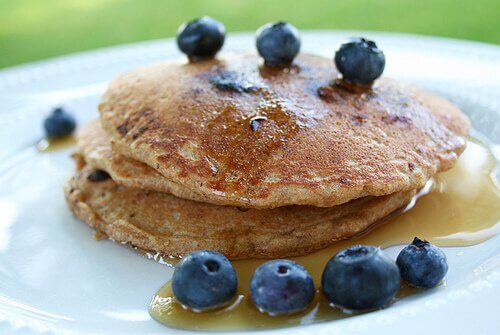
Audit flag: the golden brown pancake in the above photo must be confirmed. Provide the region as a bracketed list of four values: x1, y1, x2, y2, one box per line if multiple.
[76, 119, 205, 202]
[99, 52, 469, 209]
[65, 164, 416, 259]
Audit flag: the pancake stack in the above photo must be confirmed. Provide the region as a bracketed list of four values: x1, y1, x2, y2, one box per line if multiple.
[65, 52, 469, 259]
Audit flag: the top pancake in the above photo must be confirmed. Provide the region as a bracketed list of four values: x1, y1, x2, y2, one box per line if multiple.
[99, 52, 469, 209]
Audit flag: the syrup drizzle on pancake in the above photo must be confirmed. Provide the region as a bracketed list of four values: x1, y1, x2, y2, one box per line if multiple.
[100, 53, 469, 208]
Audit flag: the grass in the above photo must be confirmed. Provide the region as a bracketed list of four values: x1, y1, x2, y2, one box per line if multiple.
[0, 0, 499, 69]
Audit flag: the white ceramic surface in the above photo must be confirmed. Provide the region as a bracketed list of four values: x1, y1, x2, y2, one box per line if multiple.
[0, 32, 499, 335]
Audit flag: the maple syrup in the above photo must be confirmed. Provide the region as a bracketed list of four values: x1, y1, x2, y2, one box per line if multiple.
[37, 135, 76, 152]
[149, 138, 499, 331]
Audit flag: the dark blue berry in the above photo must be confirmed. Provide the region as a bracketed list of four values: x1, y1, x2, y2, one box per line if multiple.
[249, 116, 267, 131]
[250, 259, 315, 315]
[256, 22, 301, 67]
[87, 170, 110, 182]
[322, 245, 400, 311]
[396, 237, 448, 288]
[172, 250, 237, 311]
[334, 38, 385, 85]
[177, 17, 225, 60]
[43, 107, 76, 138]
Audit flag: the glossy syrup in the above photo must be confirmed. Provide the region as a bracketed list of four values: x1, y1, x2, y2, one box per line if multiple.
[37, 135, 76, 152]
[149, 139, 500, 331]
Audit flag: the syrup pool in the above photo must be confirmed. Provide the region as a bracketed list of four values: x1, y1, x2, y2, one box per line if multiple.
[36, 135, 76, 152]
[149, 138, 500, 331]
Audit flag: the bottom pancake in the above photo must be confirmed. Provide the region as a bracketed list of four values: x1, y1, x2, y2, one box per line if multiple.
[65, 165, 416, 259]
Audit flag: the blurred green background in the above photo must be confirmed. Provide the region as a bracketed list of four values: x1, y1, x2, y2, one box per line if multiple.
[1, 0, 499, 69]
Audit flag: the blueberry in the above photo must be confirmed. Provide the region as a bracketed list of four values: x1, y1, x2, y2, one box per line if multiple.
[87, 170, 111, 182]
[250, 259, 315, 315]
[177, 17, 225, 60]
[322, 245, 400, 311]
[256, 22, 301, 67]
[396, 237, 448, 288]
[172, 250, 237, 311]
[43, 107, 76, 138]
[249, 116, 267, 131]
[334, 38, 385, 85]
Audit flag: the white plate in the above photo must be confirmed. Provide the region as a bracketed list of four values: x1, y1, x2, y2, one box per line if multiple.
[0, 32, 499, 335]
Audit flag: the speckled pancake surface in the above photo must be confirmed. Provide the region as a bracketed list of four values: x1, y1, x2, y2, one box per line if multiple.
[76, 119, 206, 202]
[99, 52, 469, 209]
[65, 165, 416, 259]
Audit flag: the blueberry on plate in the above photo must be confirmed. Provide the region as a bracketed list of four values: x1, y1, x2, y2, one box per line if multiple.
[172, 250, 237, 311]
[250, 259, 315, 315]
[322, 245, 400, 311]
[256, 22, 301, 67]
[396, 237, 448, 288]
[334, 38, 385, 85]
[177, 16, 225, 60]
[43, 107, 76, 138]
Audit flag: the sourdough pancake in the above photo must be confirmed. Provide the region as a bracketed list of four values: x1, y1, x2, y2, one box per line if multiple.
[99, 52, 469, 209]
[65, 164, 415, 259]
